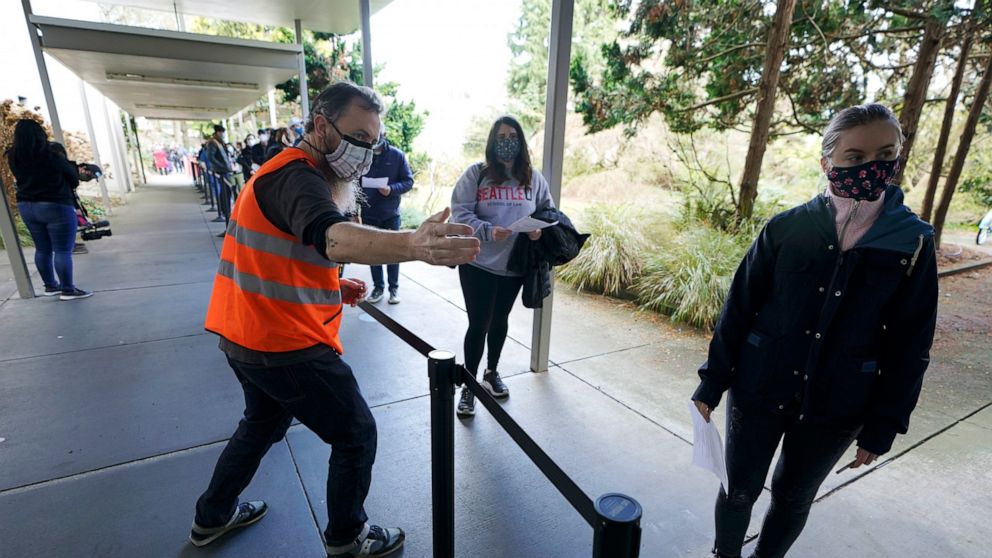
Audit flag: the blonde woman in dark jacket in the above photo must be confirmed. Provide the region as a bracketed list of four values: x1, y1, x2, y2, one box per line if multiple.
[692, 104, 938, 558]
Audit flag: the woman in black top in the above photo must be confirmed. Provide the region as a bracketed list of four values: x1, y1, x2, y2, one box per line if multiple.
[5, 120, 92, 300]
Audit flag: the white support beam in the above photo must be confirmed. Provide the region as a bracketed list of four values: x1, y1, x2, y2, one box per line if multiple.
[102, 98, 129, 200]
[531, 0, 574, 374]
[360, 0, 373, 87]
[268, 89, 278, 128]
[295, 19, 310, 116]
[78, 80, 113, 215]
[21, 0, 63, 142]
[0, 177, 35, 299]
[113, 111, 135, 192]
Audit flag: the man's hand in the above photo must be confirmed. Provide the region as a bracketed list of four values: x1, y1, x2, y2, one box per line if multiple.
[378, 186, 391, 196]
[493, 227, 513, 242]
[527, 229, 542, 241]
[410, 208, 480, 266]
[340, 278, 368, 306]
[693, 400, 713, 423]
[849, 447, 878, 469]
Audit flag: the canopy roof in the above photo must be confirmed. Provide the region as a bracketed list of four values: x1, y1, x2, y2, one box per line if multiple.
[32, 16, 303, 121]
[80, 0, 394, 35]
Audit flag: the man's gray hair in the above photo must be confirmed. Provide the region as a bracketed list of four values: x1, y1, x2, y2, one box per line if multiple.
[821, 103, 904, 158]
[305, 81, 384, 133]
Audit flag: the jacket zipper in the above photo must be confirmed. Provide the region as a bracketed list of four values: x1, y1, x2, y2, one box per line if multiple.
[824, 199, 860, 291]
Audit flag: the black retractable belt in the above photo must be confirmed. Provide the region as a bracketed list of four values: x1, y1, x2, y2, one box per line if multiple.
[356, 300, 642, 558]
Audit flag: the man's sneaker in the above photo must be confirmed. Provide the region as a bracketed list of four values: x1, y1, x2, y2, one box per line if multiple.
[456, 387, 475, 417]
[189, 501, 268, 547]
[367, 287, 384, 304]
[388, 290, 400, 305]
[72, 243, 89, 254]
[59, 288, 93, 301]
[482, 370, 509, 398]
[326, 524, 405, 557]
[42, 285, 61, 296]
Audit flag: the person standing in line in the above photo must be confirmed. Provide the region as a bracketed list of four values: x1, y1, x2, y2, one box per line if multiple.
[450, 115, 554, 417]
[360, 126, 414, 305]
[190, 81, 480, 558]
[691, 104, 938, 558]
[206, 124, 234, 229]
[4, 120, 92, 300]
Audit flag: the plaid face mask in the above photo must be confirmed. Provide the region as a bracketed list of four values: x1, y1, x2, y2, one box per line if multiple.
[317, 120, 373, 182]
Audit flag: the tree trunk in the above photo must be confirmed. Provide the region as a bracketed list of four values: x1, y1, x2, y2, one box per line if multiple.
[893, 15, 946, 186]
[737, 0, 797, 220]
[933, 51, 992, 247]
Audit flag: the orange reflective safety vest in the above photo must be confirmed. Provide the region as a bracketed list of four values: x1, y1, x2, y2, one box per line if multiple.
[205, 147, 344, 354]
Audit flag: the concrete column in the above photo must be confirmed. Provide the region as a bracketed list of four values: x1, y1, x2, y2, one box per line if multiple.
[20, 0, 63, 142]
[360, 0, 373, 87]
[268, 89, 278, 128]
[531, 0, 574, 374]
[295, 19, 310, 116]
[101, 98, 128, 200]
[113, 108, 135, 193]
[78, 80, 112, 215]
[0, 177, 34, 298]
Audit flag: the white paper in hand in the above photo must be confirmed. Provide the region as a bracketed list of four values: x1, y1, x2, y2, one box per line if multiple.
[506, 216, 557, 233]
[362, 176, 389, 189]
[688, 401, 729, 489]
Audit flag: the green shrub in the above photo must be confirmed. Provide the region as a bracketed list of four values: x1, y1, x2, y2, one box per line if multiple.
[634, 226, 750, 330]
[557, 204, 651, 295]
[399, 204, 428, 230]
[0, 215, 34, 249]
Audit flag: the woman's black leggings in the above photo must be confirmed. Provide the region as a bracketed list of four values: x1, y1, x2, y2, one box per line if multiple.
[714, 393, 858, 558]
[459, 264, 524, 377]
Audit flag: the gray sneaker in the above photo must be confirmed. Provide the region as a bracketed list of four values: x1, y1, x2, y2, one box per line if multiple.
[326, 524, 405, 557]
[388, 290, 400, 305]
[482, 370, 509, 398]
[189, 500, 268, 547]
[367, 287, 384, 304]
[456, 387, 475, 417]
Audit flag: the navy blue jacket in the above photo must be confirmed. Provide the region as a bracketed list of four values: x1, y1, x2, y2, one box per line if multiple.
[693, 185, 938, 455]
[359, 144, 414, 222]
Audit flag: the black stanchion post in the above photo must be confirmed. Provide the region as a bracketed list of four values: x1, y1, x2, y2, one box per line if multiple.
[428, 350, 457, 558]
[592, 493, 642, 558]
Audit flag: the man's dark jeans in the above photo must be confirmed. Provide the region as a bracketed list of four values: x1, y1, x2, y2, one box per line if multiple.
[364, 214, 401, 292]
[195, 351, 377, 545]
[713, 394, 858, 558]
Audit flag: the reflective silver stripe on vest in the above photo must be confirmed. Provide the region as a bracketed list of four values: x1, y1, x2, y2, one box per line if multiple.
[226, 219, 336, 269]
[218, 260, 341, 306]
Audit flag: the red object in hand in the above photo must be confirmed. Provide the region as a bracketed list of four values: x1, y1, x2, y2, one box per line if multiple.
[340, 278, 368, 306]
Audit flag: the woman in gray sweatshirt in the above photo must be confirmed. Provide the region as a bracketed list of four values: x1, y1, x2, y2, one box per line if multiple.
[450, 116, 554, 417]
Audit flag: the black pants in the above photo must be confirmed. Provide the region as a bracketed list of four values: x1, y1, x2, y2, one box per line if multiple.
[365, 215, 401, 291]
[458, 264, 523, 376]
[195, 351, 377, 545]
[714, 394, 858, 558]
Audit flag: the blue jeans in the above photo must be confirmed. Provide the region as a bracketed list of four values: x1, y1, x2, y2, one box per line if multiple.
[195, 351, 377, 545]
[364, 215, 401, 291]
[17, 201, 77, 291]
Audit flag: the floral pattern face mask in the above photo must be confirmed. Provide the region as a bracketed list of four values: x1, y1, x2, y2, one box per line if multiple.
[825, 159, 898, 201]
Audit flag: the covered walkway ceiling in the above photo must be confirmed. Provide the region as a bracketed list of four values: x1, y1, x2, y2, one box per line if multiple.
[83, 0, 395, 35]
[32, 16, 302, 121]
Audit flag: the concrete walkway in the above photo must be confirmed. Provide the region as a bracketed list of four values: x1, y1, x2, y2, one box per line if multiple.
[0, 175, 989, 558]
